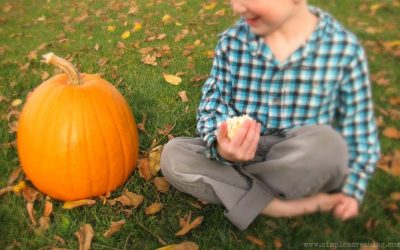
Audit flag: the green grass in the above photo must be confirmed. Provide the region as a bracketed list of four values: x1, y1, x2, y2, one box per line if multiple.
[1, 0, 400, 249]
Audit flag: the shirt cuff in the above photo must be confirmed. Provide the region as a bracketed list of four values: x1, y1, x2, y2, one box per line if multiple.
[207, 139, 235, 166]
[341, 170, 369, 203]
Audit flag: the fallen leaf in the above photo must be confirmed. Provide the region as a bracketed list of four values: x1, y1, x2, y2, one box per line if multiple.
[107, 25, 116, 32]
[22, 185, 40, 202]
[246, 235, 266, 249]
[378, 150, 400, 177]
[103, 219, 126, 238]
[27, 202, 37, 225]
[108, 190, 144, 208]
[163, 73, 182, 86]
[142, 54, 157, 66]
[0, 186, 13, 197]
[7, 167, 22, 186]
[138, 158, 152, 180]
[203, 2, 216, 10]
[63, 199, 96, 209]
[390, 192, 400, 202]
[41, 71, 50, 80]
[74, 224, 94, 250]
[178, 91, 188, 102]
[54, 235, 66, 245]
[132, 22, 142, 32]
[156, 241, 199, 250]
[11, 99, 22, 107]
[12, 180, 26, 193]
[383, 127, 400, 139]
[121, 30, 131, 39]
[145, 202, 163, 215]
[149, 145, 163, 175]
[389, 97, 400, 106]
[154, 177, 170, 193]
[175, 212, 203, 236]
[274, 238, 283, 249]
[162, 14, 172, 24]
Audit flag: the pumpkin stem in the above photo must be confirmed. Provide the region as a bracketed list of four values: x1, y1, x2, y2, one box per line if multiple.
[42, 52, 82, 85]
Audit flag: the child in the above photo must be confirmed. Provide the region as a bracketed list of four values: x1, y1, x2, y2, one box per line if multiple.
[160, 0, 380, 230]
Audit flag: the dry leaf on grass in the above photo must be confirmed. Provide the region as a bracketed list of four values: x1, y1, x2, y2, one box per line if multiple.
[246, 235, 266, 248]
[108, 190, 144, 208]
[0, 186, 13, 196]
[383, 127, 400, 139]
[103, 219, 126, 238]
[175, 212, 203, 236]
[154, 177, 170, 193]
[378, 150, 400, 177]
[274, 238, 283, 249]
[390, 192, 400, 202]
[37, 199, 53, 233]
[138, 158, 152, 181]
[145, 202, 163, 215]
[74, 224, 94, 250]
[163, 73, 182, 86]
[63, 199, 96, 209]
[149, 145, 163, 175]
[156, 241, 199, 250]
[7, 167, 22, 186]
[178, 91, 188, 102]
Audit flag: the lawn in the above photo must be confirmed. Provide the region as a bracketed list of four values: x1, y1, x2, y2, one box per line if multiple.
[0, 0, 400, 249]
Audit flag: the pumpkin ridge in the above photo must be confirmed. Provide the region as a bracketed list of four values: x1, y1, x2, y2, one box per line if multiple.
[106, 83, 138, 179]
[19, 84, 65, 195]
[96, 83, 128, 185]
[79, 89, 94, 197]
[87, 89, 112, 193]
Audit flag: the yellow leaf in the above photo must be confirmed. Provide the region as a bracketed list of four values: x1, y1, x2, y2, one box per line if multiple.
[175, 22, 182, 26]
[203, 2, 216, 10]
[121, 30, 130, 39]
[163, 74, 182, 86]
[12, 180, 26, 193]
[11, 99, 22, 107]
[107, 25, 116, 32]
[154, 177, 170, 193]
[193, 39, 201, 46]
[149, 145, 163, 175]
[384, 40, 400, 48]
[162, 14, 172, 23]
[132, 22, 142, 32]
[370, 3, 382, 11]
[63, 199, 96, 209]
[175, 212, 203, 236]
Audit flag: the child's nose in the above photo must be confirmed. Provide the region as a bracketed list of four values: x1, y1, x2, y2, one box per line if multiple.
[231, 0, 247, 15]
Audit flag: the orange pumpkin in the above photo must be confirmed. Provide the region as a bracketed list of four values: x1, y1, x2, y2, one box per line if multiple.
[17, 53, 139, 201]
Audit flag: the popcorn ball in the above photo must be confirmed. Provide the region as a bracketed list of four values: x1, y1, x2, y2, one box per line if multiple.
[226, 114, 253, 140]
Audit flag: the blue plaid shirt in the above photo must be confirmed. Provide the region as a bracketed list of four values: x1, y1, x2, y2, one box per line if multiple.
[196, 7, 380, 203]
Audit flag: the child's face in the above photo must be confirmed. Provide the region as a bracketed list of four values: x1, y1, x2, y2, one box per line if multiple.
[230, 0, 302, 36]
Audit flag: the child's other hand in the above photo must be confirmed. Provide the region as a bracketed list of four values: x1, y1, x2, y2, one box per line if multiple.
[216, 120, 261, 162]
[332, 193, 359, 221]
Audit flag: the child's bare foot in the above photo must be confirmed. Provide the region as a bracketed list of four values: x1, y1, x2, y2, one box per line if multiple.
[261, 193, 342, 218]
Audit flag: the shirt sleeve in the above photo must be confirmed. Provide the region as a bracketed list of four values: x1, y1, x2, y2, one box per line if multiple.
[196, 38, 234, 163]
[336, 44, 381, 203]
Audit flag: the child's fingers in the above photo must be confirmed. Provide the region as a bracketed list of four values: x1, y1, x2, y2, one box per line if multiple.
[244, 122, 261, 158]
[216, 121, 229, 144]
[231, 120, 252, 146]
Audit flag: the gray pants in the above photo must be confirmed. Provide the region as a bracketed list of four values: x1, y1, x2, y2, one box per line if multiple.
[160, 125, 349, 230]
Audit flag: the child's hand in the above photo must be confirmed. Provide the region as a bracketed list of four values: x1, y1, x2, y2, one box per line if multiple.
[332, 193, 359, 221]
[216, 120, 261, 162]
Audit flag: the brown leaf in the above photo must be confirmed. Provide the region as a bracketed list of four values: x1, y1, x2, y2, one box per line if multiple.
[378, 151, 400, 177]
[53, 235, 66, 245]
[27, 202, 37, 225]
[156, 242, 199, 250]
[142, 54, 157, 66]
[63, 199, 96, 209]
[246, 235, 266, 248]
[371, 71, 390, 86]
[138, 158, 152, 181]
[103, 219, 126, 238]
[7, 167, 22, 186]
[0, 186, 14, 197]
[274, 238, 283, 249]
[390, 192, 400, 202]
[74, 224, 94, 250]
[43, 199, 53, 217]
[37, 216, 51, 234]
[154, 177, 170, 193]
[145, 202, 163, 215]
[383, 127, 400, 139]
[108, 190, 144, 208]
[175, 212, 203, 236]
[22, 185, 40, 203]
[178, 91, 188, 102]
